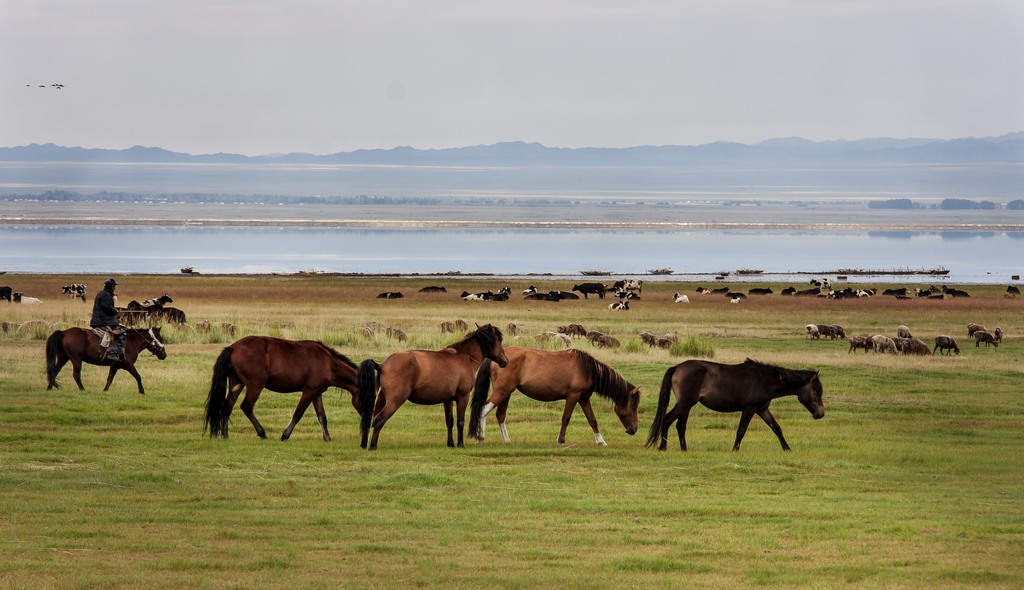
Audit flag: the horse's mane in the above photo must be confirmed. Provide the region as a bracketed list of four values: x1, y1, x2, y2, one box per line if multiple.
[316, 341, 358, 369]
[450, 324, 503, 353]
[572, 349, 635, 405]
[743, 358, 817, 388]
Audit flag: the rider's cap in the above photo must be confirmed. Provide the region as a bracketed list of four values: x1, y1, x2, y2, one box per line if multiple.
[104, 278, 118, 287]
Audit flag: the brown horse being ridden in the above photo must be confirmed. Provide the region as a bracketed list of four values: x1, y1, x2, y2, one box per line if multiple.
[646, 358, 824, 452]
[357, 324, 508, 450]
[204, 336, 362, 442]
[468, 347, 640, 446]
[45, 327, 167, 394]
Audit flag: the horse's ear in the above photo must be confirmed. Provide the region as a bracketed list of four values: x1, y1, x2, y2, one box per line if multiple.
[476, 323, 481, 329]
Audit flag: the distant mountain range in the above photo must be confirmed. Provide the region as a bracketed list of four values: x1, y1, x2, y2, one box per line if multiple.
[2, 133, 1023, 167]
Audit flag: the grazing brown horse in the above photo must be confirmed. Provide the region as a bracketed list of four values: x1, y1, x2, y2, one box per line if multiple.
[646, 358, 824, 452]
[468, 347, 640, 446]
[204, 336, 361, 442]
[45, 327, 167, 394]
[357, 324, 508, 450]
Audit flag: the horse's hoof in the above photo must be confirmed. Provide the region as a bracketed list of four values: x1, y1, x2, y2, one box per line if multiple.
[597, 441, 608, 447]
[280, 434, 290, 441]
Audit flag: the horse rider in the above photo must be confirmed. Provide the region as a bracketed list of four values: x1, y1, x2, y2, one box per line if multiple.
[91, 278, 126, 362]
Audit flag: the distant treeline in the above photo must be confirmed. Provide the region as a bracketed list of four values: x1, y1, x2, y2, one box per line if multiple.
[869, 198, 1011, 210]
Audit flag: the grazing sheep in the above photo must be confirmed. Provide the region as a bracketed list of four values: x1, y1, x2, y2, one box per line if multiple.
[535, 331, 559, 342]
[386, 327, 408, 341]
[848, 335, 872, 353]
[967, 323, 986, 337]
[655, 338, 673, 349]
[554, 333, 573, 348]
[806, 324, 820, 339]
[870, 334, 897, 354]
[902, 338, 933, 356]
[639, 332, 658, 346]
[829, 325, 846, 340]
[454, 319, 469, 331]
[934, 335, 960, 355]
[594, 335, 621, 349]
[994, 327, 1003, 344]
[973, 331, 998, 347]
[557, 324, 587, 338]
[439, 321, 456, 333]
[506, 322, 520, 336]
[896, 325, 912, 339]
[585, 330, 605, 343]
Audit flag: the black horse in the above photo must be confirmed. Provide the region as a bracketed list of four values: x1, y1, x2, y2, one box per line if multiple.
[646, 358, 824, 452]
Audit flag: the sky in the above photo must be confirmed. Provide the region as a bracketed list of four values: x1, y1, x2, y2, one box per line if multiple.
[2, 0, 1023, 156]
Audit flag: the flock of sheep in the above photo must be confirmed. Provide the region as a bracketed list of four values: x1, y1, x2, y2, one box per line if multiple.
[806, 322, 1004, 356]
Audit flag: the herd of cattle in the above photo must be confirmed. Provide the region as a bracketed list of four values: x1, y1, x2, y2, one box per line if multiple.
[805, 321, 1005, 356]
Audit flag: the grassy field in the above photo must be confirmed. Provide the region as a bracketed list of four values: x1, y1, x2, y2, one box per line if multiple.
[1, 275, 1022, 589]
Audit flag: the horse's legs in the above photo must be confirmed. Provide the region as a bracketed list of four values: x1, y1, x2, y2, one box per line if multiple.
[673, 403, 695, 451]
[281, 387, 325, 441]
[239, 386, 268, 439]
[732, 408, 757, 451]
[114, 362, 145, 394]
[444, 400, 456, 447]
[103, 364, 119, 392]
[756, 407, 790, 451]
[578, 397, 606, 446]
[71, 359, 85, 391]
[218, 377, 245, 439]
[557, 396, 581, 445]
[656, 402, 688, 451]
[48, 353, 69, 390]
[455, 394, 468, 448]
[496, 398, 511, 444]
[312, 395, 331, 442]
[369, 388, 410, 451]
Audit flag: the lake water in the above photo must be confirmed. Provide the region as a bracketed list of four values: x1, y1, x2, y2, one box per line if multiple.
[1, 225, 1021, 284]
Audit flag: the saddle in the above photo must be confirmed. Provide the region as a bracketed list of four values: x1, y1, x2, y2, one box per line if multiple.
[92, 327, 123, 352]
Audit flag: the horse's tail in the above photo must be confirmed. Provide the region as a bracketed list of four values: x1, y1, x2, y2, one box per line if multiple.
[645, 365, 677, 448]
[468, 358, 494, 440]
[203, 346, 235, 438]
[45, 330, 64, 390]
[357, 359, 380, 447]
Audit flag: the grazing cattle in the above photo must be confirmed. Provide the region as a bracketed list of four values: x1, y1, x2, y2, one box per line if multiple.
[695, 287, 712, 295]
[810, 278, 833, 290]
[896, 325, 912, 339]
[903, 338, 933, 356]
[594, 335, 621, 349]
[848, 335, 872, 353]
[973, 331, 998, 347]
[554, 333, 573, 348]
[806, 324, 820, 339]
[609, 300, 630, 311]
[523, 285, 538, 295]
[0, 286, 11, 302]
[967, 323, 986, 337]
[613, 279, 643, 293]
[1008, 285, 1022, 296]
[928, 293, 946, 300]
[612, 289, 640, 300]
[870, 335, 897, 354]
[418, 285, 447, 293]
[882, 287, 908, 297]
[376, 291, 404, 299]
[943, 286, 971, 298]
[1007, 293, 1017, 299]
[729, 297, 742, 304]
[61, 284, 87, 301]
[13, 293, 42, 304]
[780, 287, 797, 296]
[506, 322, 520, 336]
[916, 288, 933, 297]
[572, 283, 607, 299]
[856, 290, 873, 298]
[748, 287, 773, 295]
[725, 292, 747, 300]
[672, 293, 690, 303]
[462, 287, 510, 301]
[710, 286, 730, 295]
[794, 288, 821, 297]
[933, 336, 960, 355]
[994, 327, 1003, 344]
[491, 287, 511, 301]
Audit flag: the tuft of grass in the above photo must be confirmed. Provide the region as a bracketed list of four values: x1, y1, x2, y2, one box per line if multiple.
[669, 335, 715, 358]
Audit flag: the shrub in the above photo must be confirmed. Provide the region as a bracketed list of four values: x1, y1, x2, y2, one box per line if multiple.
[669, 336, 715, 359]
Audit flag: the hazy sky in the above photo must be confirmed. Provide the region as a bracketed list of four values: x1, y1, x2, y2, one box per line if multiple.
[3, 0, 1022, 155]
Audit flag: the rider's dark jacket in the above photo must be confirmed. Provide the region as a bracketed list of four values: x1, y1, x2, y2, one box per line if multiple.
[90, 289, 120, 327]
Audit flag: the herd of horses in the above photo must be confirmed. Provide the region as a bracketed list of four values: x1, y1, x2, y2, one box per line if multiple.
[35, 279, 1016, 452]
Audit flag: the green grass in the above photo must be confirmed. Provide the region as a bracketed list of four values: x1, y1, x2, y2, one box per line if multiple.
[1, 275, 1022, 588]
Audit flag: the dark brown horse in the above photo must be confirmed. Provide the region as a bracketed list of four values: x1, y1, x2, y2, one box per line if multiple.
[45, 327, 167, 394]
[357, 324, 508, 450]
[646, 358, 824, 452]
[204, 336, 361, 442]
[468, 347, 640, 446]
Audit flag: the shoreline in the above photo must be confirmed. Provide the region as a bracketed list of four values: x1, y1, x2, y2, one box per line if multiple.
[3, 217, 1024, 232]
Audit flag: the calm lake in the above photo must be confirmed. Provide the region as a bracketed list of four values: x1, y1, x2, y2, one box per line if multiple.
[1, 225, 1021, 284]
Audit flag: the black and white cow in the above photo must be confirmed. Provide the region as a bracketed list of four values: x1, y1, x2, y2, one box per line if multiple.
[0, 286, 11, 303]
[61, 284, 87, 301]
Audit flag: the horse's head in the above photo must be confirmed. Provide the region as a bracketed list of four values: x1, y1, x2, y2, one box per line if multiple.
[613, 384, 642, 435]
[146, 327, 168, 360]
[475, 323, 508, 368]
[797, 372, 825, 420]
